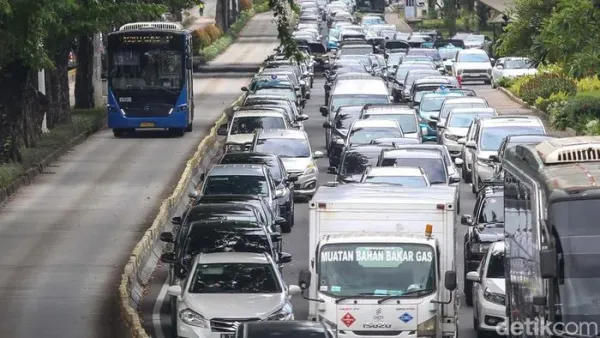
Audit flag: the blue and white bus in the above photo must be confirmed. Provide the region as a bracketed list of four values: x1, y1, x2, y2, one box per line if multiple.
[107, 22, 194, 137]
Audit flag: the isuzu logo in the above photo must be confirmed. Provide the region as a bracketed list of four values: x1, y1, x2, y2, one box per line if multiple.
[363, 322, 392, 329]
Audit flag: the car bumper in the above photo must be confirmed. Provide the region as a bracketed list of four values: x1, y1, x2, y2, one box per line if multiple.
[478, 299, 506, 331]
[294, 174, 319, 198]
[442, 140, 462, 157]
[459, 73, 491, 81]
[108, 110, 188, 129]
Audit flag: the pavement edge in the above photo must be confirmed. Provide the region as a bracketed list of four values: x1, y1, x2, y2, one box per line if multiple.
[118, 93, 245, 338]
[497, 86, 577, 136]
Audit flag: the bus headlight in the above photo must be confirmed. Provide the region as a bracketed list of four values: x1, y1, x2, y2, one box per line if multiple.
[417, 316, 437, 336]
[176, 104, 188, 112]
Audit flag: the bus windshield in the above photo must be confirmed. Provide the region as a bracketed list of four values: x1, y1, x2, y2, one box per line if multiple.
[108, 32, 184, 92]
[319, 243, 436, 297]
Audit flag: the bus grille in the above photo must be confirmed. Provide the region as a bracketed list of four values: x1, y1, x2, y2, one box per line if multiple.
[123, 105, 172, 118]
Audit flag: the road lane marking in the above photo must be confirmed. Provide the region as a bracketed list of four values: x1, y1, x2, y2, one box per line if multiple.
[153, 278, 170, 338]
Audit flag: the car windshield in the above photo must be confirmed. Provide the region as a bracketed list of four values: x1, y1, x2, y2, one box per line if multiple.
[387, 54, 403, 65]
[203, 175, 269, 196]
[480, 126, 545, 151]
[331, 95, 389, 113]
[420, 95, 461, 112]
[363, 113, 418, 133]
[486, 250, 504, 279]
[254, 88, 296, 102]
[405, 71, 440, 87]
[341, 151, 379, 175]
[438, 49, 459, 60]
[250, 80, 292, 91]
[394, 66, 431, 81]
[349, 127, 402, 145]
[230, 116, 285, 134]
[340, 55, 371, 66]
[219, 157, 282, 183]
[255, 138, 311, 157]
[408, 50, 441, 61]
[504, 59, 534, 69]
[457, 53, 489, 63]
[184, 227, 269, 256]
[380, 157, 447, 184]
[465, 35, 485, 43]
[340, 47, 374, 55]
[364, 175, 428, 187]
[448, 113, 493, 127]
[479, 196, 504, 223]
[189, 263, 281, 294]
[319, 243, 435, 297]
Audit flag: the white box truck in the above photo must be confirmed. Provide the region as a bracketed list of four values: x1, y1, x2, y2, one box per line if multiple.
[297, 183, 459, 338]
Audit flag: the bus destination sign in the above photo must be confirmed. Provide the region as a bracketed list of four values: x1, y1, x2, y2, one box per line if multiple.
[121, 35, 173, 44]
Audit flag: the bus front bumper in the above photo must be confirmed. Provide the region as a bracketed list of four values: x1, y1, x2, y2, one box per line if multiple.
[108, 111, 188, 129]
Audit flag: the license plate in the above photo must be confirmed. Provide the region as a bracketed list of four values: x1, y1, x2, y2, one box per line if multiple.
[221, 334, 234, 338]
[140, 122, 155, 128]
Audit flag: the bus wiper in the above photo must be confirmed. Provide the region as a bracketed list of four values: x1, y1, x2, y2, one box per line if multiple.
[335, 292, 378, 304]
[377, 289, 433, 304]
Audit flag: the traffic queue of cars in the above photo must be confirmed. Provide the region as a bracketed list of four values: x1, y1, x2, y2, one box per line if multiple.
[154, 1, 555, 337]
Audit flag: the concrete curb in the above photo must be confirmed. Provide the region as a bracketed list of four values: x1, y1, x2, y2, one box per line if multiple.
[118, 93, 246, 338]
[0, 116, 107, 206]
[496, 87, 577, 137]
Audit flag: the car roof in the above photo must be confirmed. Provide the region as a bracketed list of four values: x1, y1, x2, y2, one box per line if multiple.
[232, 110, 285, 118]
[246, 95, 293, 102]
[188, 203, 256, 213]
[406, 69, 440, 76]
[221, 152, 278, 161]
[363, 105, 416, 115]
[197, 194, 264, 202]
[258, 128, 308, 139]
[195, 252, 270, 264]
[351, 119, 399, 129]
[414, 78, 451, 85]
[458, 49, 488, 55]
[332, 79, 388, 95]
[505, 134, 556, 143]
[345, 145, 392, 155]
[422, 92, 463, 99]
[208, 164, 266, 176]
[449, 107, 497, 115]
[382, 149, 444, 158]
[337, 105, 364, 112]
[366, 166, 425, 176]
[443, 97, 487, 104]
[480, 115, 543, 127]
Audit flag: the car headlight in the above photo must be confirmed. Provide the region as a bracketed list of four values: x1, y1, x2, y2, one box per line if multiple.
[179, 308, 209, 328]
[444, 133, 460, 141]
[477, 157, 494, 166]
[484, 288, 506, 305]
[304, 163, 317, 175]
[417, 315, 437, 336]
[267, 303, 293, 320]
[471, 242, 491, 253]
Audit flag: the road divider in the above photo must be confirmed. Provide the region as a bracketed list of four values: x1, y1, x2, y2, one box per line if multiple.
[118, 93, 246, 338]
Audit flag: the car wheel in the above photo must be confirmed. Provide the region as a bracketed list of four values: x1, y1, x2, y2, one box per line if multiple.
[464, 279, 474, 306]
[113, 129, 124, 138]
[462, 161, 472, 183]
[170, 297, 178, 337]
[473, 311, 479, 330]
[186, 122, 193, 132]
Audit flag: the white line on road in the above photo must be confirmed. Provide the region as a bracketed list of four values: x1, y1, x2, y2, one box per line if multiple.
[153, 278, 170, 338]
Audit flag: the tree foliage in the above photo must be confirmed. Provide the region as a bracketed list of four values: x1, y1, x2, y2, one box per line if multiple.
[270, 0, 303, 61]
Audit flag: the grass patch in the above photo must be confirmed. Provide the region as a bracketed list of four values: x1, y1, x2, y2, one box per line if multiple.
[0, 108, 105, 189]
[577, 90, 600, 98]
[200, 7, 259, 61]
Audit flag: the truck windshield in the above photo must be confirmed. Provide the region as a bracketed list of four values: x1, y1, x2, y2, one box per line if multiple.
[552, 199, 600, 323]
[318, 243, 435, 297]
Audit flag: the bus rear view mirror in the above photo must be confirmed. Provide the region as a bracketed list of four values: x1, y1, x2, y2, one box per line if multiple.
[540, 248, 557, 278]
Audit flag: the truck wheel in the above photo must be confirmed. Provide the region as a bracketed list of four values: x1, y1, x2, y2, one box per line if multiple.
[170, 128, 185, 137]
[113, 129, 124, 138]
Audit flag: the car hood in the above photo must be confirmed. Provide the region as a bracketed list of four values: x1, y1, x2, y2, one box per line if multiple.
[446, 127, 469, 137]
[499, 69, 537, 77]
[185, 293, 285, 319]
[477, 150, 498, 160]
[487, 278, 505, 295]
[456, 62, 491, 70]
[281, 157, 313, 173]
[226, 134, 255, 144]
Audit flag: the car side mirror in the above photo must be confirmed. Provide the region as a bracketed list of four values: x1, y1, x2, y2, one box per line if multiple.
[327, 166, 338, 174]
[313, 151, 324, 158]
[450, 176, 460, 184]
[421, 127, 428, 136]
[298, 269, 312, 289]
[444, 270, 457, 291]
[496, 65, 503, 69]
[437, 123, 445, 129]
[271, 232, 283, 242]
[275, 217, 286, 226]
[171, 217, 182, 225]
[297, 114, 309, 121]
[490, 58, 496, 63]
[160, 252, 177, 264]
[287, 175, 299, 182]
[160, 232, 175, 243]
[188, 191, 199, 199]
[540, 248, 557, 278]
[320, 106, 329, 116]
[465, 140, 477, 149]
[167, 285, 183, 297]
[457, 137, 466, 145]
[322, 121, 333, 128]
[460, 214, 473, 225]
[466, 271, 480, 283]
[278, 251, 292, 264]
[217, 124, 228, 136]
[454, 157, 464, 165]
[241, 86, 249, 91]
[489, 154, 500, 162]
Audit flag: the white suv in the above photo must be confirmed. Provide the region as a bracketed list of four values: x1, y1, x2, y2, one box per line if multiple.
[459, 115, 545, 193]
[467, 241, 506, 335]
[452, 49, 493, 85]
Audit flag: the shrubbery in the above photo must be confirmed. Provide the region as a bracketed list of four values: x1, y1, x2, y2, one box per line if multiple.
[534, 91, 570, 113]
[576, 76, 600, 92]
[519, 73, 576, 104]
[205, 24, 223, 42]
[240, 0, 253, 10]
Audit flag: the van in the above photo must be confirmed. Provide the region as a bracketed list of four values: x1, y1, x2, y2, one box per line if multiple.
[320, 77, 391, 118]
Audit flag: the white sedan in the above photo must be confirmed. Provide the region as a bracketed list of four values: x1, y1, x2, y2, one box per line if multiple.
[491, 57, 537, 88]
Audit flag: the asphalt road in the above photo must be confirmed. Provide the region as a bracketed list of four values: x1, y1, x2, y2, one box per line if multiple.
[140, 71, 519, 337]
[0, 12, 277, 338]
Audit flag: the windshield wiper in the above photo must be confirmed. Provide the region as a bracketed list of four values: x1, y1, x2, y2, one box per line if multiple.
[335, 292, 378, 303]
[377, 288, 433, 304]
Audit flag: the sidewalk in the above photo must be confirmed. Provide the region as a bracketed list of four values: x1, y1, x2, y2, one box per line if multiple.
[385, 7, 413, 32]
[184, 0, 217, 30]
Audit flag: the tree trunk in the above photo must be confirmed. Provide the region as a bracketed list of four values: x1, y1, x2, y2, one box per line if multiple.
[215, 0, 226, 31]
[444, 0, 458, 36]
[46, 41, 72, 127]
[0, 60, 47, 163]
[75, 34, 95, 109]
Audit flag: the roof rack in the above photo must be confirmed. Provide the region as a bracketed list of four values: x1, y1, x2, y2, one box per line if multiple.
[119, 22, 183, 31]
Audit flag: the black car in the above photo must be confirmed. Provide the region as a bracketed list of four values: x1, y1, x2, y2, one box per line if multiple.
[323, 105, 363, 166]
[160, 219, 285, 282]
[490, 134, 556, 180]
[218, 152, 297, 232]
[461, 183, 504, 306]
[327, 145, 390, 183]
[236, 321, 334, 338]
